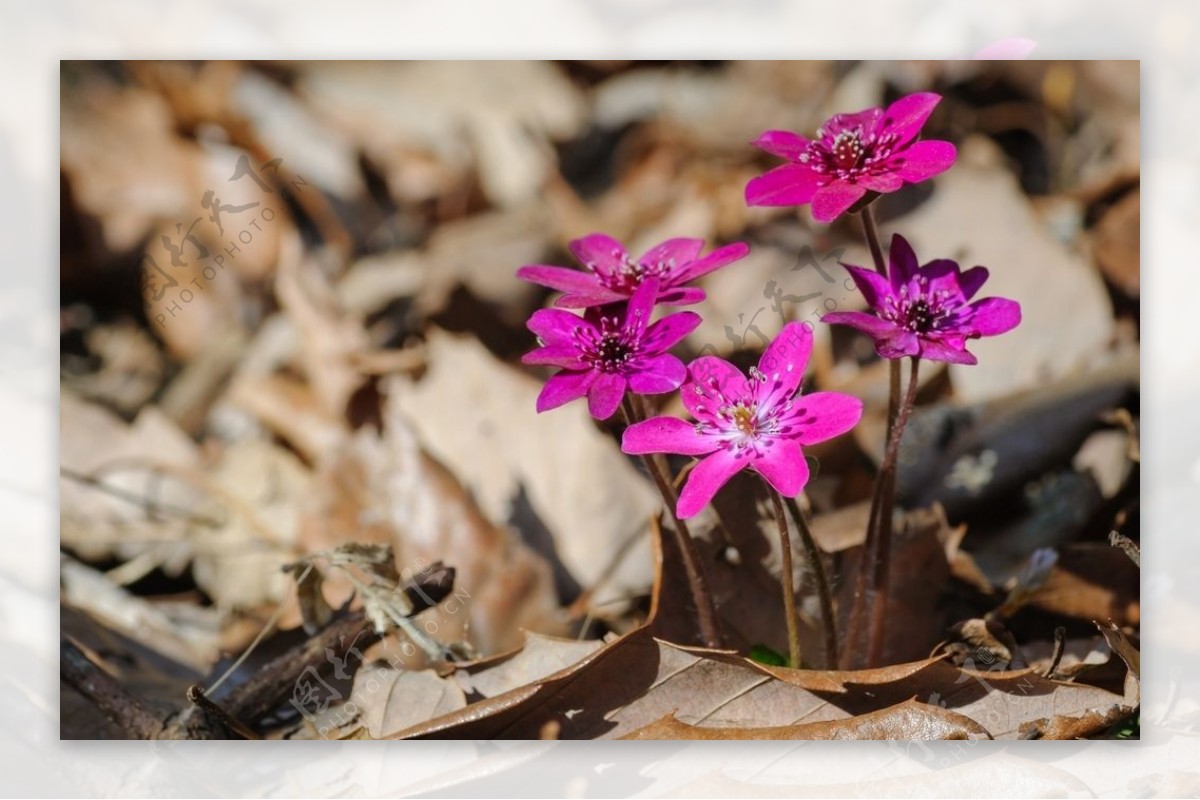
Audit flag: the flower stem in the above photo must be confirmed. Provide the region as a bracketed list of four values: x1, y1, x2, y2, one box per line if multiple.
[766, 483, 802, 669]
[842, 206, 904, 668]
[784, 495, 837, 669]
[864, 356, 920, 665]
[859, 206, 904, 439]
[859, 205, 887, 278]
[621, 395, 722, 649]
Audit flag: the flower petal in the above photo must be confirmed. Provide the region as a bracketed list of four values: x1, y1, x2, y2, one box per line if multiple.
[888, 234, 920, 290]
[677, 448, 751, 519]
[623, 276, 661, 329]
[673, 242, 751, 283]
[917, 338, 978, 365]
[752, 442, 810, 498]
[919, 258, 968, 301]
[521, 345, 586, 369]
[892, 140, 957, 183]
[568, 233, 628, 278]
[821, 310, 900, 339]
[880, 92, 942, 145]
[966, 297, 1022, 336]
[754, 321, 812, 405]
[788, 391, 864, 446]
[823, 108, 882, 138]
[554, 289, 627, 308]
[656, 286, 707, 306]
[958, 266, 989, 300]
[638, 238, 704, 272]
[527, 308, 589, 345]
[683, 356, 749, 422]
[811, 182, 868, 222]
[752, 130, 813, 160]
[622, 416, 718, 457]
[745, 164, 824, 207]
[516, 265, 601, 295]
[643, 311, 702, 352]
[878, 331, 921, 359]
[857, 172, 904, 193]
[843, 263, 894, 309]
[628, 353, 687, 394]
[536, 371, 597, 412]
[586, 372, 626, 419]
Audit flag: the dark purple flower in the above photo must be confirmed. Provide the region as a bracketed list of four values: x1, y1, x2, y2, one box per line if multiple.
[822, 234, 1021, 365]
[517, 233, 750, 309]
[523, 278, 701, 419]
[622, 322, 862, 519]
[745, 92, 957, 222]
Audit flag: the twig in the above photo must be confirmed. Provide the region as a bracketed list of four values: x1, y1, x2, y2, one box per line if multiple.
[1043, 626, 1067, 679]
[60, 638, 165, 739]
[1109, 530, 1140, 567]
[187, 685, 262, 740]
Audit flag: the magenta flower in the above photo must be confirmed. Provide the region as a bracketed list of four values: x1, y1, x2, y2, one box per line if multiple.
[822, 234, 1021, 365]
[523, 278, 700, 419]
[517, 233, 750, 309]
[622, 322, 862, 519]
[745, 92, 957, 222]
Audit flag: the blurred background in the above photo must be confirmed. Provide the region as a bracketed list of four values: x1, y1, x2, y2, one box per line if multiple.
[58, 60, 1139, 738]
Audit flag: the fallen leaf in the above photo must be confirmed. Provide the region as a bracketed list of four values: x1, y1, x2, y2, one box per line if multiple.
[297, 61, 586, 207]
[622, 698, 990, 740]
[386, 525, 1134, 740]
[318, 631, 602, 739]
[392, 329, 659, 610]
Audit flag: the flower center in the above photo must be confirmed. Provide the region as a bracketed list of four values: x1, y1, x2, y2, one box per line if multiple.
[574, 313, 643, 373]
[594, 333, 634, 372]
[692, 368, 812, 453]
[594, 250, 675, 294]
[831, 130, 866, 171]
[807, 117, 900, 181]
[732, 404, 757, 435]
[881, 279, 963, 333]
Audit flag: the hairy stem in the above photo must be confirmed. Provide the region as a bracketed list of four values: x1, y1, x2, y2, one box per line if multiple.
[860, 205, 887, 277]
[784, 495, 837, 669]
[864, 356, 921, 665]
[767, 484, 802, 668]
[622, 395, 722, 648]
[842, 206, 903, 667]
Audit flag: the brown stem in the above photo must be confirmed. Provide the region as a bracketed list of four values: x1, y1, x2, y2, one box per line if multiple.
[766, 484, 802, 668]
[865, 357, 921, 665]
[621, 395, 722, 648]
[784, 496, 837, 669]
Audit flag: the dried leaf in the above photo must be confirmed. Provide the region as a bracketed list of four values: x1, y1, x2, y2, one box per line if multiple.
[287, 563, 333, 635]
[392, 329, 658, 609]
[622, 698, 991, 740]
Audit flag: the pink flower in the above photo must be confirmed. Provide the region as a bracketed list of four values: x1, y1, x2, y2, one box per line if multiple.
[523, 278, 701, 419]
[517, 233, 750, 309]
[822, 234, 1021, 365]
[745, 92, 957, 222]
[622, 322, 862, 519]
